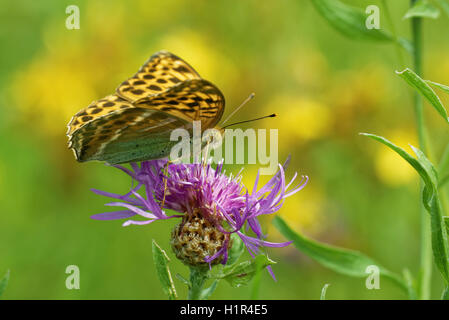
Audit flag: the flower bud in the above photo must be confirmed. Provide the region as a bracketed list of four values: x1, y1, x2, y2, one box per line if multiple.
[170, 209, 229, 267]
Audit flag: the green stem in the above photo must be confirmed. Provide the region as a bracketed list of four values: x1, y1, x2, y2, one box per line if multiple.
[440, 143, 449, 215]
[439, 143, 449, 176]
[187, 266, 208, 300]
[442, 286, 449, 300]
[411, 0, 432, 300]
[381, 0, 405, 67]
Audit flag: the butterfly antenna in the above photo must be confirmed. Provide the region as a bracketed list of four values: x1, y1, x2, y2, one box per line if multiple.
[221, 93, 255, 125]
[222, 113, 276, 129]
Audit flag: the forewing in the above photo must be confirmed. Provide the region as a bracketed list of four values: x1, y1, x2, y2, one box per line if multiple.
[69, 103, 187, 162]
[67, 94, 127, 137]
[116, 51, 201, 102]
[136, 79, 225, 130]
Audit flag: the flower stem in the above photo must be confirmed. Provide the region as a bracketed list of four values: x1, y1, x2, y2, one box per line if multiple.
[410, 0, 432, 300]
[187, 266, 208, 300]
[381, 0, 405, 68]
[442, 286, 449, 300]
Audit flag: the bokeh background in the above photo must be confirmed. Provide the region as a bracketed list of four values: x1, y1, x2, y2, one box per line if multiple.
[1, 0, 449, 299]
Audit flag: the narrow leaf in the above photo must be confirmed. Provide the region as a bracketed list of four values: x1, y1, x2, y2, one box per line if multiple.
[437, 140, 449, 186]
[199, 280, 219, 300]
[436, 0, 449, 17]
[398, 38, 414, 55]
[226, 233, 245, 267]
[427, 80, 449, 94]
[311, 0, 393, 41]
[442, 286, 449, 300]
[396, 69, 449, 123]
[402, 269, 417, 300]
[360, 133, 434, 189]
[273, 216, 408, 293]
[217, 255, 275, 288]
[250, 255, 265, 300]
[362, 133, 449, 283]
[320, 283, 330, 300]
[152, 240, 177, 300]
[404, 0, 441, 19]
[0, 270, 10, 298]
[175, 273, 190, 289]
[444, 217, 449, 234]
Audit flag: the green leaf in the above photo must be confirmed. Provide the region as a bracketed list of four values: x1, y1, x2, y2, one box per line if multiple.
[273, 216, 409, 293]
[250, 254, 265, 300]
[404, 0, 441, 19]
[442, 286, 449, 300]
[199, 280, 219, 300]
[425, 193, 449, 283]
[0, 270, 10, 298]
[215, 255, 275, 288]
[311, 0, 393, 41]
[427, 80, 449, 94]
[175, 273, 190, 289]
[396, 69, 449, 123]
[398, 37, 414, 55]
[152, 240, 177, 300]
[438, 143, 449, 187]
[444, 216, 449, 234]
[226, 233, 245, 267]
[361, 133, 449, 283]
[320, 283, 330, 300]
[188, 266, 209, 300]
[402, 268, 417, 300]
[436, 0, 449, 17]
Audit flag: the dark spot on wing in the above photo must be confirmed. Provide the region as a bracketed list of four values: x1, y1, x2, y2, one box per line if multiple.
[131, 89, 144, 95]
[174, 66, 190, 73]
[90, 108, 103, 114]
[148, 85, 161, 91]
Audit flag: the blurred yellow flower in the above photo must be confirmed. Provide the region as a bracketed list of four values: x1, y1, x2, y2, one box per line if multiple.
[153, 29, 238, 89]
[264, 95, 331, 145]
[10, 55, 97, 136]
[332, 65, 387, 112]
[8, 3, 131, 137]
[273, 183, 325, 235]
[288, 47, 329, 90]
[374, 129, 418, 186]
[329, 65, 389, 135]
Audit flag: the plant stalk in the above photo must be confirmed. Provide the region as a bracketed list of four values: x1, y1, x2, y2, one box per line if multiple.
[381, 0, 405, 68]
[410, 0, 432, 300]
[187, 266, 208, 300]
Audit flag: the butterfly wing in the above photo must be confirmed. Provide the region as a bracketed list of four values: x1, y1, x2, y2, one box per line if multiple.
[116, 51, 202, 103]
[67, 51, 225, 164]
[136, 79, 225, 130]
[67, 94, 127, 138]
[68, 95, 189, 163]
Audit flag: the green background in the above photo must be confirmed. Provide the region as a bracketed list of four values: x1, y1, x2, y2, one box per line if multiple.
[0, 0, 448, 299]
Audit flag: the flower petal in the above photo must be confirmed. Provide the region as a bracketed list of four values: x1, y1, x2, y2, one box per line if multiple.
[90, 210, 136, 220]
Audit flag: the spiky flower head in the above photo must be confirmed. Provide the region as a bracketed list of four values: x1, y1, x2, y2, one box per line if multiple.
[91, 158, 307, 272]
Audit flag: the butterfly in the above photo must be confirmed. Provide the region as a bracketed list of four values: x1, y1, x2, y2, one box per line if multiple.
[67, 51, 225, 164]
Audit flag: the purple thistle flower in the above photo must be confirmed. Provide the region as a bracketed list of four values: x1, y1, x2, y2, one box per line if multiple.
[91, 158, 307, 272]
